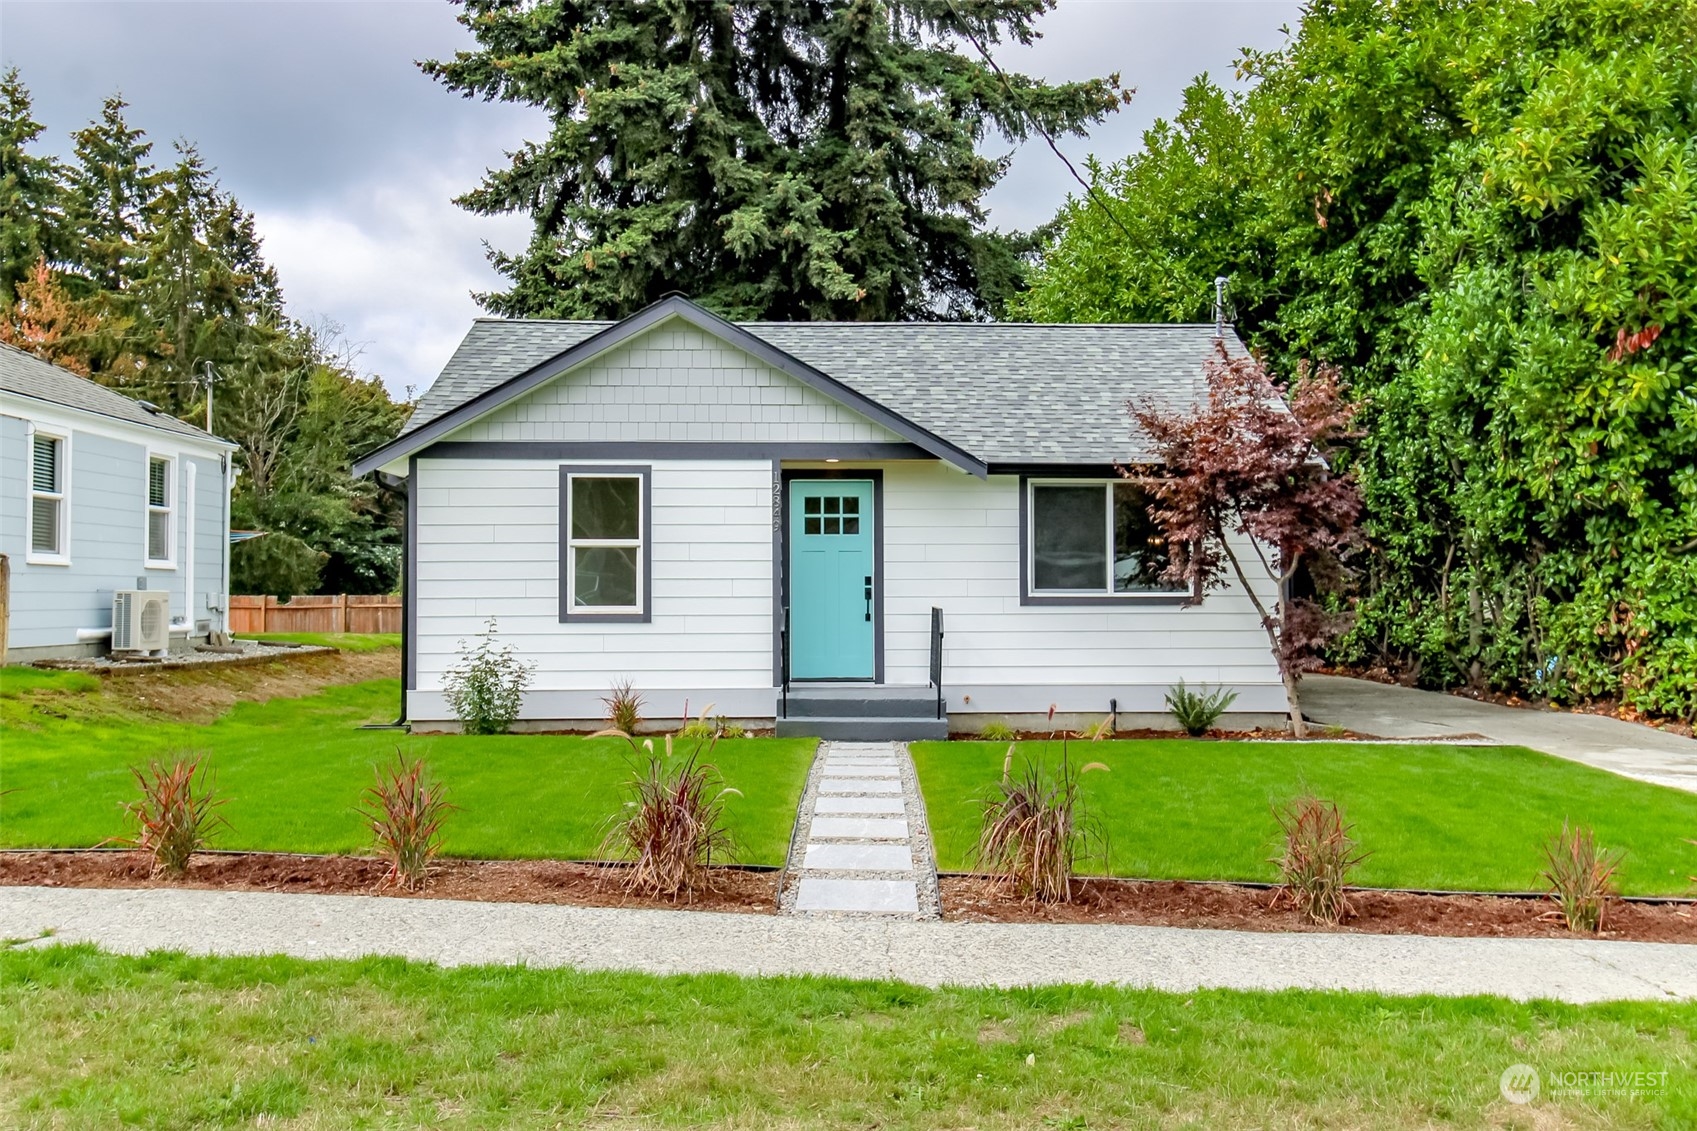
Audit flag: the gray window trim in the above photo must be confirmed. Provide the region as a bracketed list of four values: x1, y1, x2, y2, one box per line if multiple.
[1017, 472, 1191, 608]
[558, 464, 653, 624]
[405, 455, 417, 692]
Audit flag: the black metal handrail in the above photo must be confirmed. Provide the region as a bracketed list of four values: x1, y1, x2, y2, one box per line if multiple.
[779, 605, 790, 719]
[928, 606, 945, 719]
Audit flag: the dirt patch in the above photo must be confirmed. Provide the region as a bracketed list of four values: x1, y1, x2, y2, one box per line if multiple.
[940, 876, 1697, 944]
[86, 650, 397, 724]
[0, 851, 775, 914]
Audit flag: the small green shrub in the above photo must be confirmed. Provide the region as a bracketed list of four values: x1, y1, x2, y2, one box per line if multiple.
[1543, 822, 1623, 933]
[602, 678, 645, 735]
[601, 733, 739, 899]
[975, 748, 1108, 904]
[1271, 794, 1368, 925]
[359, 751, 456, 891]
[714, 716, 747, 740]
[120, 753, 230, 878]
[1165, 680, 1238, 736]
[980, 719, 1017, 741]
[443, 618, 534, 735]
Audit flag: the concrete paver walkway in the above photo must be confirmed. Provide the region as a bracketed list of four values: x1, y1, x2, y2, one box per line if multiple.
[783, 741, 939, 917]
[1304, 673, 1697, 793]
[3, 886, 1691, 1003]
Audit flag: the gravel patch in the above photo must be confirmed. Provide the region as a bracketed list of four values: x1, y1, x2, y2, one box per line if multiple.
[36, 638, 333, 672]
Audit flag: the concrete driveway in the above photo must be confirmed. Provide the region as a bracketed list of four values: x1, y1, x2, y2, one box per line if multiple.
[1303, 674, 1697, 793]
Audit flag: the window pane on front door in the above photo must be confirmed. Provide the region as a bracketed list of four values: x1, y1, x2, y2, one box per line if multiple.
[1032, 484, 1106, 590]
[573, 546, 638, 607]
[570, 476, 639, 539]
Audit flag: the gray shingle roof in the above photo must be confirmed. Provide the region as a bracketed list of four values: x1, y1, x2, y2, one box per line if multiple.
[0, 344, 228, 444]
[406, 315, 1246, 466]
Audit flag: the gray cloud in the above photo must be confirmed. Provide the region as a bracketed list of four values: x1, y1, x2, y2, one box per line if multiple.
[3, 0, 1299, 397]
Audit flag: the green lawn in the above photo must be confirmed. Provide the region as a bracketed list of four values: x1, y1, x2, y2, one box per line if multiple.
[0, 678, 814, 866]
[2, 946, 1691, 1129]
[912, 740, 1697, 896]
[237, 631, 401, 652]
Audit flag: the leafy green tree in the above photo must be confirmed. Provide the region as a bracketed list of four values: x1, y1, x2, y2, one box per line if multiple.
[1023, 0, 1697, 719]
[0, 68, 69, 305]
[423, 0, 1126, 320]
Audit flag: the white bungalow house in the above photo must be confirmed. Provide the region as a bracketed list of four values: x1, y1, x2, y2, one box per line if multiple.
[353, 295, 1284, 738]
[1, 344, 236, 661]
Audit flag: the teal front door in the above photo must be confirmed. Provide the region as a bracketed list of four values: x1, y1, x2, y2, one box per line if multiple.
[788, 479, 875, 680]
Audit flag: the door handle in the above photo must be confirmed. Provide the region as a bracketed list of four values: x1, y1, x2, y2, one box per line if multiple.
[864, 575, 872, 622]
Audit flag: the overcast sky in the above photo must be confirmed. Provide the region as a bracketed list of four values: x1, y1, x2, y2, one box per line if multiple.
[2, 0, 1299, 398]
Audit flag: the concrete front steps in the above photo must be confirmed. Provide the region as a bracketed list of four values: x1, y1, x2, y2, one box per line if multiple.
[775, 685, 948, 742]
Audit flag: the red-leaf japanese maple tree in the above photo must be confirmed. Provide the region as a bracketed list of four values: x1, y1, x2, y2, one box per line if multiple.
[1128, 346, 1362, 736]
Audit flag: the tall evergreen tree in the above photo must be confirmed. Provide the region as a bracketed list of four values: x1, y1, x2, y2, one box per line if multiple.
[0, 68, 69, 304]
[423, 0, 1125, 320]
[65, 94, 155, 294]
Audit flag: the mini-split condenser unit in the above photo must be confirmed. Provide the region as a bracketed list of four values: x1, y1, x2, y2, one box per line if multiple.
[112, 590, 170, 653]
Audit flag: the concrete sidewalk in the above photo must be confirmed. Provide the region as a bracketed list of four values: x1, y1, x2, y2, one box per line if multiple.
[1303, 674, 1697, 793]
[3, 886, 1691, 1004]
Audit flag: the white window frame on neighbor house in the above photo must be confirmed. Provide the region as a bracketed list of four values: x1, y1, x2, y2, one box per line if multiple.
[1020, 477, 1187, 606]
[26, 425, 71, 566]
[559, 465, 651, 624]
[145, 452, 176, 569]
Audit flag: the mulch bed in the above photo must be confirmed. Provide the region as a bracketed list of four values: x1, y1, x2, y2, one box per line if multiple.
[0, 851, 776, 914]
[940, 876, 1697, 944]
[8, 852, 1692, 942]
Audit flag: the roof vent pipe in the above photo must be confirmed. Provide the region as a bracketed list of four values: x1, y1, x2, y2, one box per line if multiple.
[1213, 276, 1229, 340]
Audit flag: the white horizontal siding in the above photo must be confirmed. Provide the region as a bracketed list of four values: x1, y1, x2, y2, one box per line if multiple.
[879, 464, 1283, 710]
[411, 456, 1285, 723]
[446, 322, 904, 445]
[413, 457, 776, 718]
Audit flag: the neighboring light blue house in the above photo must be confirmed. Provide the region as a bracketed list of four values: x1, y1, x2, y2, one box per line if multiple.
[0, 344, 236, 661]
[354, 295, 1286, 738]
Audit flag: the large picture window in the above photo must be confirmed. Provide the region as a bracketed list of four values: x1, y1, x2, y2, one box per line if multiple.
[146, 455, 174, 566]
[1024, 479, 1183, 602]
[560, 466, 650, 622]
[29, 431, 68, 562]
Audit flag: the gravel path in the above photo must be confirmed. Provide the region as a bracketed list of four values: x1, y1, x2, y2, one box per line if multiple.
[3, 886, 1691, 1003]
[778, 741, 940, 919]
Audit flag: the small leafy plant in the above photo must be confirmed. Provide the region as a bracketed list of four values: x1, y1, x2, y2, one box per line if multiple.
[1271, 794, 1368, 925]
[600, 731, 740, 899]
[980, 719, 1017, 742]
[975, 746, 1108, 904]
[602, 678, 645, 735]
[677, 704, 745, 740]
[1542, 822, 1623, 933]
[120, 753, 229, 878]
[443, 618, 534, 735]
[1165, 680, 1238, 737]
[359, 751, 456, 891]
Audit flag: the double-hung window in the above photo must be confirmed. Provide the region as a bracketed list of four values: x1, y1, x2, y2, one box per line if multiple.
[146, 455, 175, 566]
[560, 466, 650, 622]
[1023, 479, 1184, 603]
[29, 431, 68, 562]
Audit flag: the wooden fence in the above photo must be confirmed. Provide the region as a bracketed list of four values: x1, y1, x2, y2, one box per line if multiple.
[230, 595, 401, 635]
